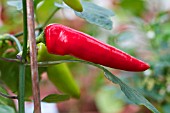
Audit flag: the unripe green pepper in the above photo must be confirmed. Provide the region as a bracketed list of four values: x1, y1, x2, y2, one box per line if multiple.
[47, 63, 80, 98]
[63, 0, 83, 12]
[37, 42, 72, 62]
[37, 43, 80, 98]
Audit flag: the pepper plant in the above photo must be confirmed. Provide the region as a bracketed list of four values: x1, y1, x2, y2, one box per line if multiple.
[0, 0, 162, 113]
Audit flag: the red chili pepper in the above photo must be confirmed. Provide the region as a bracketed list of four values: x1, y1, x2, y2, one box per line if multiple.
[44, 24, 150, 72]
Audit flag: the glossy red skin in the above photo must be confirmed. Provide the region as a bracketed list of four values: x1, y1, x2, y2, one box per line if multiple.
[45, 24, 150, 72]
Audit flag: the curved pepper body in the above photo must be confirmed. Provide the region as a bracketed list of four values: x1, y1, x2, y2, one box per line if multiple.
[63, 0, 83, 12]
[47, 63, 80, 98]
[45, 24, 150, 72]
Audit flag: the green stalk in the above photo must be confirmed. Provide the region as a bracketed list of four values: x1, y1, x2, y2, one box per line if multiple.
[14, 26, 43, 37]
[18, 64, 25, 113]
[18, 0, 28, 113]
[36, 31, 45, 44]
[22, 0, 28, 61]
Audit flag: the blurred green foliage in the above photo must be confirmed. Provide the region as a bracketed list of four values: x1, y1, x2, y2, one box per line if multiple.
[105, 0, 170, 112]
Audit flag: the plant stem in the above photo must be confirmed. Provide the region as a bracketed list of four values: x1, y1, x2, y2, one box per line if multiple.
[0, 57, 19, 62]
[36, 31, 45, 44]
[18, 0, 28, 113]
[0, 92, 18, 99]
[14, 26, 43, 37]
[18, 64, 25, 113]
[22, 0, 28, 62]
[27, 0, 41, 113]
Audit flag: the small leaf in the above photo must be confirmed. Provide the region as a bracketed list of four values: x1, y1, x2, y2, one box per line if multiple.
[0, 105, 15, 113]
[75, 1, 114, 30]
[42, 94, 70, 103]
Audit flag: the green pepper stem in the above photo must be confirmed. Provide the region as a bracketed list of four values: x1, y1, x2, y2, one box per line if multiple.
[36, 31, 45, 44]
[14, 26, 43, 37]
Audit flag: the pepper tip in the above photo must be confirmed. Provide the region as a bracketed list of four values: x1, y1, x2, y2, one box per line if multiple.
[140, 62, 150, 71]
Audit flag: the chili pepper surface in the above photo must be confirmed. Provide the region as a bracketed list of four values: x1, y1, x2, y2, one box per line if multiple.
[44, 24, 150, 72]
[37, 42, 72, 61]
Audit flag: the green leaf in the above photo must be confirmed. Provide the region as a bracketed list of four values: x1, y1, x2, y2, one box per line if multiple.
[0, 61, 19, 93]
[0, 60, 46, 98]
[0, 61, 32, 97]
[102, 68, 160, 113]
[37, 59, 160, 113]
[0, 87, 16, 111]
[75, 1, 114, 30]
[0, 105, 15, 113]
[42, 94, 70, 103]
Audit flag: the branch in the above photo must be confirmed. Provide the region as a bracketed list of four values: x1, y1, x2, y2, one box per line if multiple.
[14, 26, 42, 37]
[26, 0, 41, 113]
[0, 57, 19, 62]
[0, 92, 18, 99]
